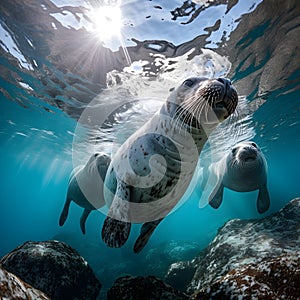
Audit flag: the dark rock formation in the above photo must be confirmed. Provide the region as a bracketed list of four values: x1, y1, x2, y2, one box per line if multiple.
[0, 240, 101, 300]
[0, 265, 50, 300]
[52, 231, 200, 294]
[107, 275, 189, 300]
[142, 240, 200, 278]
[106, 198, 300, 299]
[165, 198, 300, 296]
[165, 260, 197, 293]
[192, 251, 300, 299]
[108, 250, 300, 300]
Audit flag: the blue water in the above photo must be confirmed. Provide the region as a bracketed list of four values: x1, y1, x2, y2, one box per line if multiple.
[1, 0, 300, 296]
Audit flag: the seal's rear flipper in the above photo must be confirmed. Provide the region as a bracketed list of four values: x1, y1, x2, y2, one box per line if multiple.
[102, 216, 131, 248]
[209, 183, 224, 209]
[59, 197, 71, 226]
[257, 185, 270, 214]
[80, 209, 92, 234]
[133, 219, 162, 253]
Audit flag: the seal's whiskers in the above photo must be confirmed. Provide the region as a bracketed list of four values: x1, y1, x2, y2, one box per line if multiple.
[176, 96, 205, 134]
[171, 99, 194, 135]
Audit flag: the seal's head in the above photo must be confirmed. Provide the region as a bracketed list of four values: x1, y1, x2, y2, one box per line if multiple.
[93, 152, 111, 179]
[165, 77, 238, 129]
[228, 141, 266, 170]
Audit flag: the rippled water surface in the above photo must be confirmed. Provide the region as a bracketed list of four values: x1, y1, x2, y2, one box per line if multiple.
[1, 0, 300, 296]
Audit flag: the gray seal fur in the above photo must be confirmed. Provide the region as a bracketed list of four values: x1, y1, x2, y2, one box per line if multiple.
[205, 141, 270, 213]
[59, 153, 111, 234]
[101, 77, 238, 253]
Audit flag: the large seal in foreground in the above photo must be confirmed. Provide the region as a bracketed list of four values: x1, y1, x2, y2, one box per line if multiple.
[102, 77, 238, 253]
[205, 141, 270, 213]
[59, 153, 111, 233]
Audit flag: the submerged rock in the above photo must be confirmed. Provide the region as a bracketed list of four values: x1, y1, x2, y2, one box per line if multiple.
[0, 240, 101, 300]
[0, 265, 50, 300]
[143, 240, 200, 278]
[108, 250, 300, 300]
[53, 231, 199, 293]
[166, 198, 300, 296]
[107, 275, 189, 300]
[192, 251, 300, 299]
[165, 260, 197, 292]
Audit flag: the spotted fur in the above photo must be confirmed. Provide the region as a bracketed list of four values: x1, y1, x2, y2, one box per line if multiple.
[102, 77, 238, 252]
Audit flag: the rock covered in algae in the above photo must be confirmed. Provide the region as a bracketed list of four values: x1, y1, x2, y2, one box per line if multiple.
[0, 265, 50, 299]
[192, 251, 300, 299]
[165, 198, 300, 298]
[1, 240, 101, 300]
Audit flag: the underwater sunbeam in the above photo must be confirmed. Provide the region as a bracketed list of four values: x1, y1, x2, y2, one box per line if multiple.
[89, 5, 122, 41]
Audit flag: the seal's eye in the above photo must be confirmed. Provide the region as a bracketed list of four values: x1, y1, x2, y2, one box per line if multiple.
[231, 148, 237, 155]
[251, 142, 257, 148]
[182, 79, 195, 87]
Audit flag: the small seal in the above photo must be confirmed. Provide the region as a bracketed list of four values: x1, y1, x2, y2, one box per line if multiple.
[101, 77, 238, 253]
[59, 153, 111, 234]
[204, 141, 270, 213]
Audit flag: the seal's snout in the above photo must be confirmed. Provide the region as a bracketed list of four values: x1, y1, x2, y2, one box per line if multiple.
[217, 77, 231, 90]
[209, 77, 238, 121]
[216, 78, 233, 99]
[242, 148, 258, 161]
[218, 77, 238, 117]
[236, 145, 259, 162]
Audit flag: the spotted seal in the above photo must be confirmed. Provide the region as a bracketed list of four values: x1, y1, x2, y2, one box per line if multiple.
[205, 141, 270, 213]
[59, 153, 111, 233]
[101, 77, 238, 253]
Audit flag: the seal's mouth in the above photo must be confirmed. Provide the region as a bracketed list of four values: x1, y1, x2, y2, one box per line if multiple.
[231, 152, 258, 168]
[242, 155, 257, 162]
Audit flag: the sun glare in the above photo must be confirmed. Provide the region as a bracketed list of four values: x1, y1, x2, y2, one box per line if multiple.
[89, 5, 122, 41]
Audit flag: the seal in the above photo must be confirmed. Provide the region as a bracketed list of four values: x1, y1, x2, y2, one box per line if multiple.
[59, 152, 111, 234]
[205, 141, 270, 213]
[101, 77, 238, 253]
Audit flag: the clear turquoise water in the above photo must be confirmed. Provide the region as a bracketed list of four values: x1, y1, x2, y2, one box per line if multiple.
[0, 0, 299, 295]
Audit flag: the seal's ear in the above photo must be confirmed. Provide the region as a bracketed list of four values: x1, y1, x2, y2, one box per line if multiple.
[257, 185, 270, 214]
[209, 183, 224, 209]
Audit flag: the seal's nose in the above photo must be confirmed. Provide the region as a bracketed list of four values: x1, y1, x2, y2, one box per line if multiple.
[241, 146, 258, 161]
[217, 77, 231, 89]
[216, 77, 238, 116]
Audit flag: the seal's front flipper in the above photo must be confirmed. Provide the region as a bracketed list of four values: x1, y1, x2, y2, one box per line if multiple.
[101, 180, 131, 248]
[209, 183, 224, 209]
[199, 167, 218, 209]
[133, 219, 162, 253]
[80, 209, 92, 234]
[257, 185, 270, 214]
[59, 197, 71, 226]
